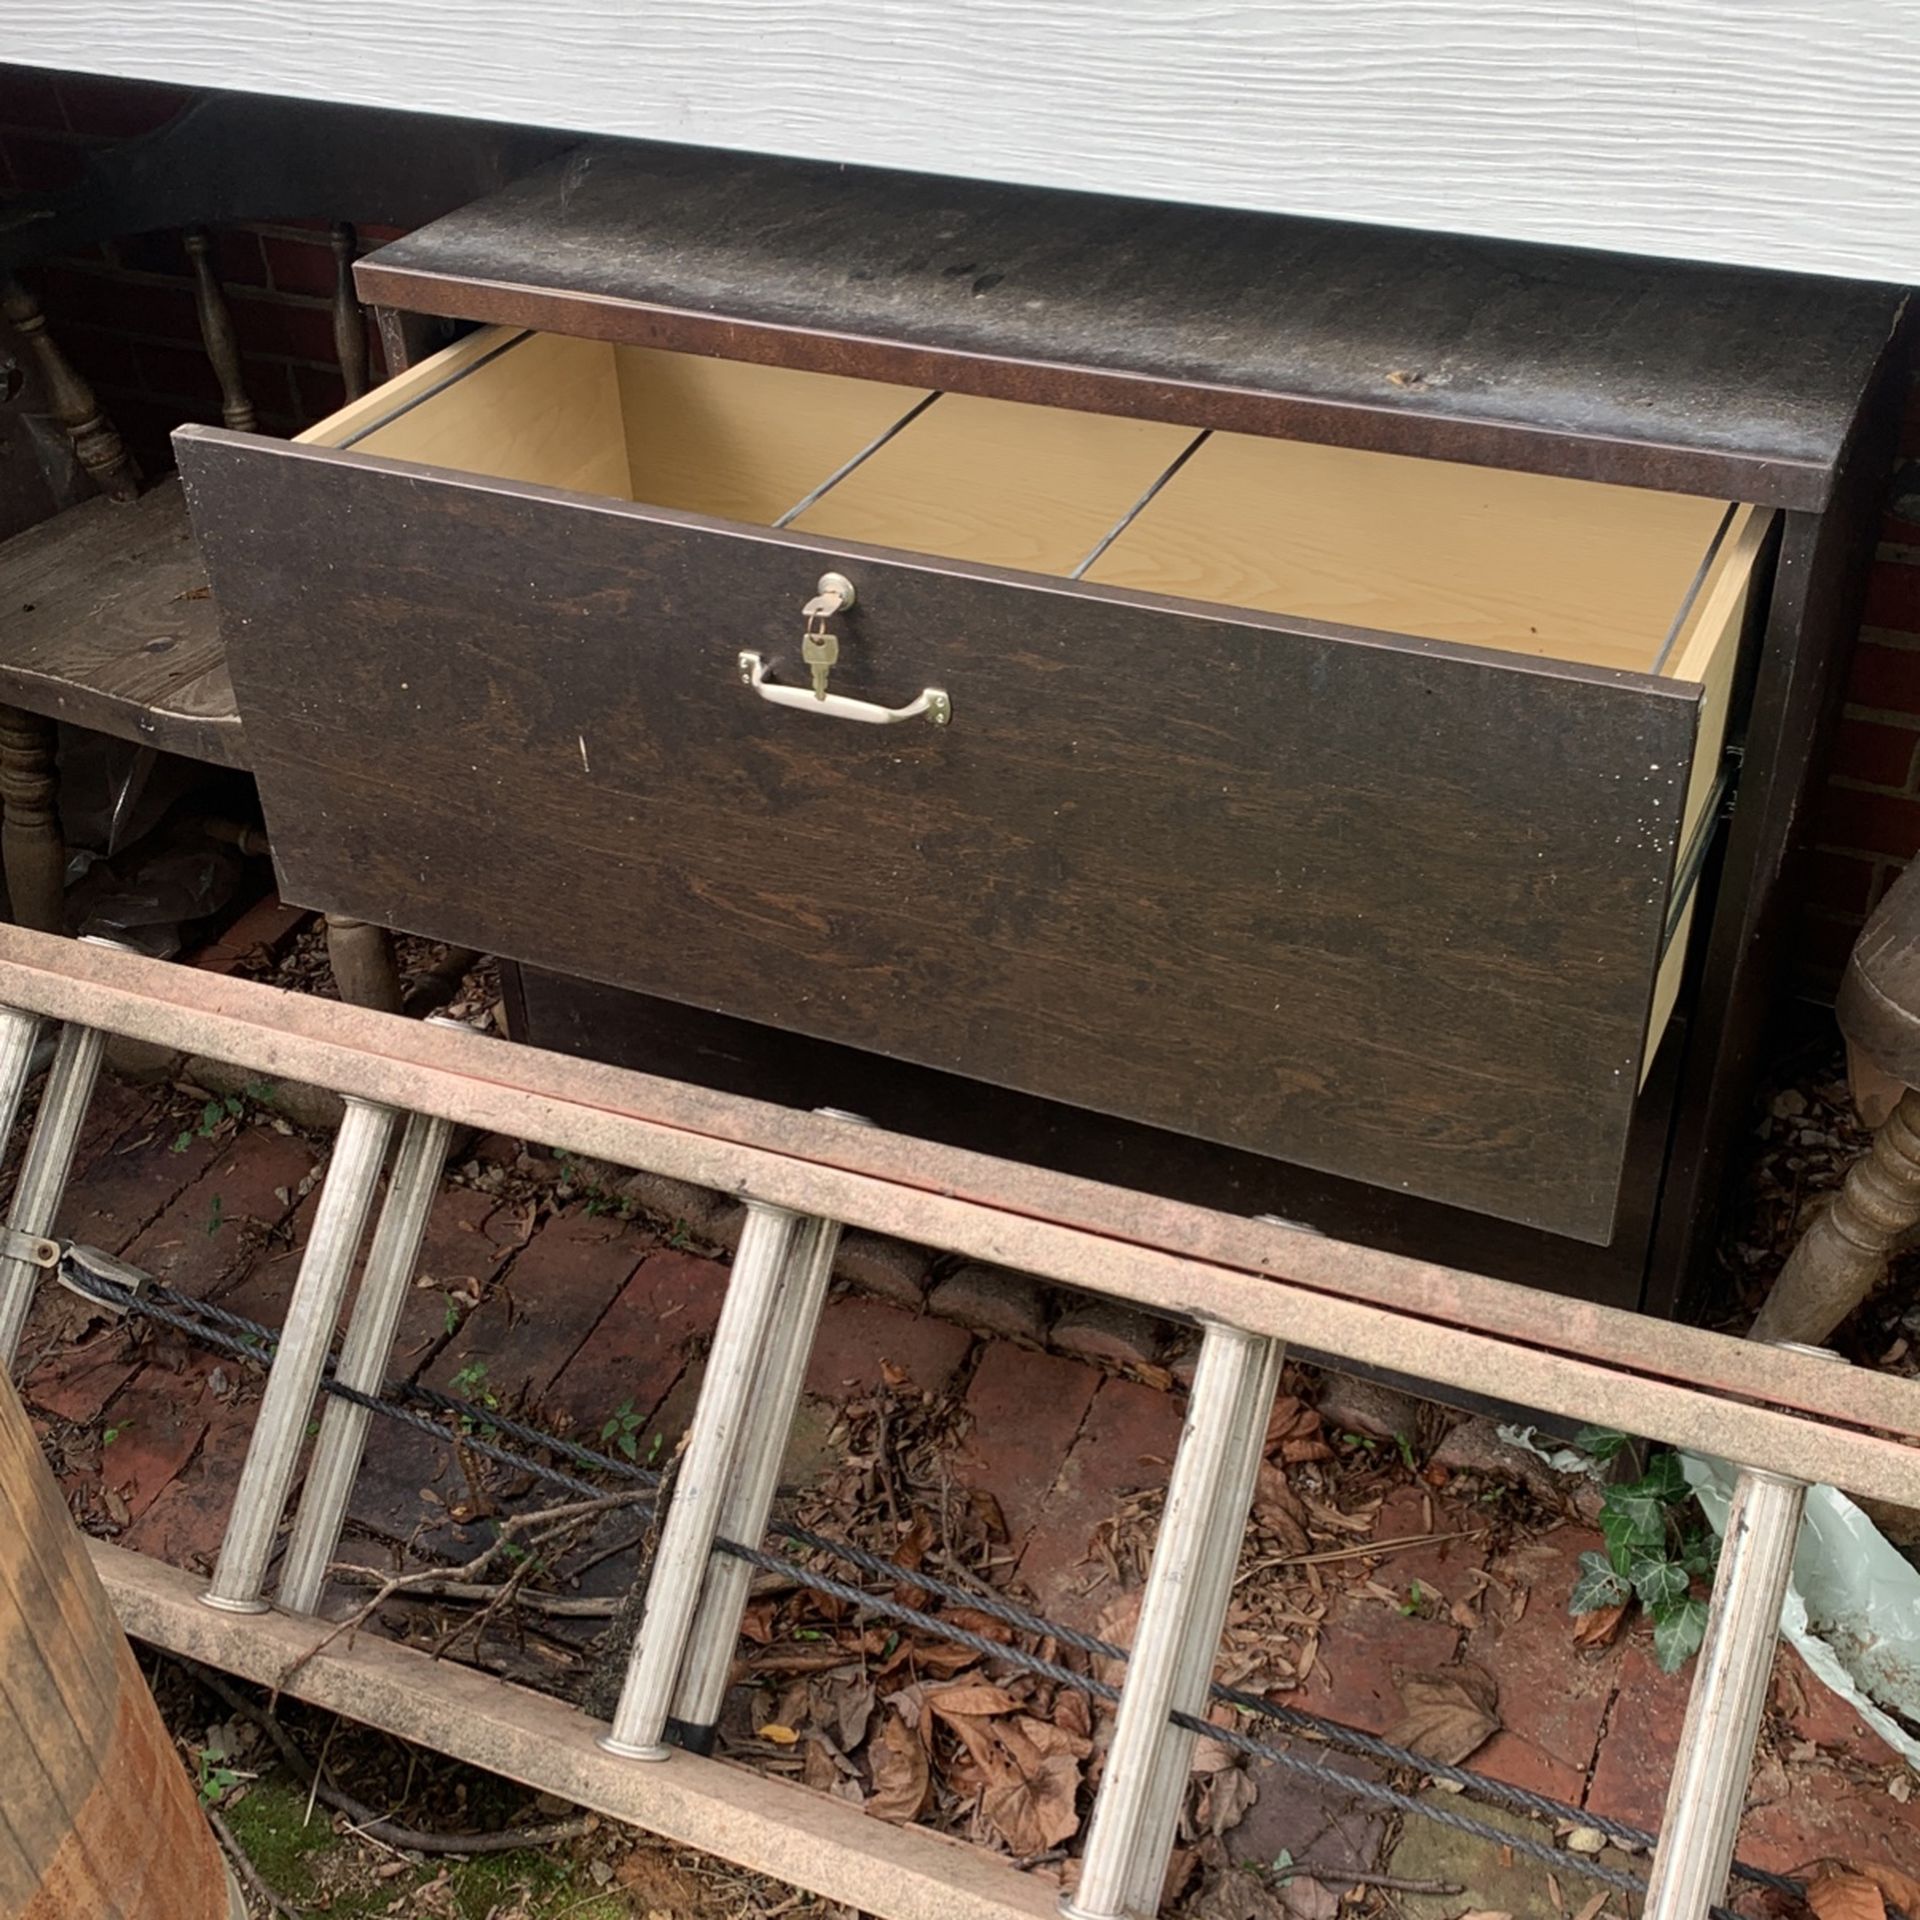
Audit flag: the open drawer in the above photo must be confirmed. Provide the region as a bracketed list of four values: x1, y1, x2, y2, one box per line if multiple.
[175, 325, 1774, 1243]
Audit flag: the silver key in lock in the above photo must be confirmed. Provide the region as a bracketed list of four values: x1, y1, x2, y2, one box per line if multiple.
[800, 572, 855, 700]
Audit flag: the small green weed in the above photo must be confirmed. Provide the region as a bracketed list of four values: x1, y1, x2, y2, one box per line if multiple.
[449, 1359, 501, 1438]
[600, 1398, 643, 1461]
[174, 1092, 245, 1154]
[194, 1741, 246, 1807]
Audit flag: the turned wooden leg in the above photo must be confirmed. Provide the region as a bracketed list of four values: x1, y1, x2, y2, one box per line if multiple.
[1751, 1086, 1920, 1345]
[0, 276, 140, 501]
[184, 228, 258, 433]
[0, 707, 65, 934]
[325, 914, 403, 1013]
[330, 223, 370, 402]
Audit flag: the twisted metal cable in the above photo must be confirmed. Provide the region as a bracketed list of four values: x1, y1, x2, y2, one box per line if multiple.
[55, 1253, 1817, 1912]
[710, 1533, 1659, 1903]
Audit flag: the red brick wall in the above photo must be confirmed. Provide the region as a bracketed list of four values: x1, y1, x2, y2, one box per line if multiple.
[5, 62, 1920, 994]
[1803, 382, 1920, 987]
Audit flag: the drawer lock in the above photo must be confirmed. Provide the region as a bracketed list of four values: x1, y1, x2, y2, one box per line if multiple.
[799, 571, 855, 699]
[738, 574, 951, 727]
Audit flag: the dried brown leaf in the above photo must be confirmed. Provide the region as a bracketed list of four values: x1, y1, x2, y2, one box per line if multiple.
[1802, 1863, 1920, 1919]
[1093, 1590, 1144, 1689]
[802, 1737, 840, 1792]
[1571, 1601, 1629, 1650]
[1264, 1395, 1321, 1453]
[1161, 1846, 1200, 1908]
[832, 1676, 875, 1750]
[1312, 1502, 1377, 1539]
[941, 1605, 1015, 1645]
[1013, 1713, 1091, 1762]
[1253, 1463, 1311, 1554]
[1054, 1687, 1093, 1744]
[1856, 1864, 1920, 1911]
[938, 1709, 1006, 1780]
[968, 1488, 1009, 1539]
[1385, 1664, 1500, 1766]
[876, 1633, 980, 1678]
[1805, 1869, 1887, 1920]
[979, 1724, 1081, 1856]
[867, 1713, 930, 1825]
[1196, 1763, 1259, 1838]
[928, 1681, 1021, 1720]
[1276, 1876, 1340, 1920]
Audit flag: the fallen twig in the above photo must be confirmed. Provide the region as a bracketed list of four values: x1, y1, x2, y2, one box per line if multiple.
[1237, 1529, 1482, 1581]
[1294, 1866, 1465, 1895]
[335, 1569, 619, 1617]
[209, 1804, 306, 1918]
[185, 1658, 600, 1858]
[276, 1489, 650, 1688]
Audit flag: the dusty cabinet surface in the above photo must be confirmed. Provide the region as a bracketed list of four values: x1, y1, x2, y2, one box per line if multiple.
[176, 144, 1906, 1269]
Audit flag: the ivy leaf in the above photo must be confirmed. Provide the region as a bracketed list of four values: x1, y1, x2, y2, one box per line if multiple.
[1600, 1489, 1668, 1569]
[1650, 1596, 1709, 1672]
[1628, 1554, 1689, 1609]
[1568, 1550, 1630, 1615]
[1622, 1452, 1688, 1502]
[1680, 1532, 1720, 1580]
[1573, 1425, 1629, 1463]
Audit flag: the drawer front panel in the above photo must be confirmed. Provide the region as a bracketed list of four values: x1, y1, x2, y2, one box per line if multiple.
[178, 429, 1702, 1243]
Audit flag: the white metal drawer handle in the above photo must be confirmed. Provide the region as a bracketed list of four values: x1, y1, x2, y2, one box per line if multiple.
[736, 651, 952, 727]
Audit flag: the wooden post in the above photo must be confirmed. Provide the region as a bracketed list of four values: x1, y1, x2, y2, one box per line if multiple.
[1751, 1086, 1920, 1344]
[325, 914, 404, 1013]
[0, 1369, 235, 1918]
[0, 705, 66, 935]
[0, 276, 141, 501]
[372, 306, 443, 378]
[331, 223, 370, 402]
[183, 229, 258, 434]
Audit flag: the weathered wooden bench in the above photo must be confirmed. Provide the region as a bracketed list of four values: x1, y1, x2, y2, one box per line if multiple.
[0, 90, 557, 996]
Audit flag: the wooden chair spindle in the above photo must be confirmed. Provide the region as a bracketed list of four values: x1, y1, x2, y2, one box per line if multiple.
[0, 276, 140, 502]
[183, 227, 259, 433]
[331, 222, 370, 402]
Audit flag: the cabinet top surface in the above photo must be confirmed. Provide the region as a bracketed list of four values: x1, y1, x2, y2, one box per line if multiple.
[358, 143, 1909, 510]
